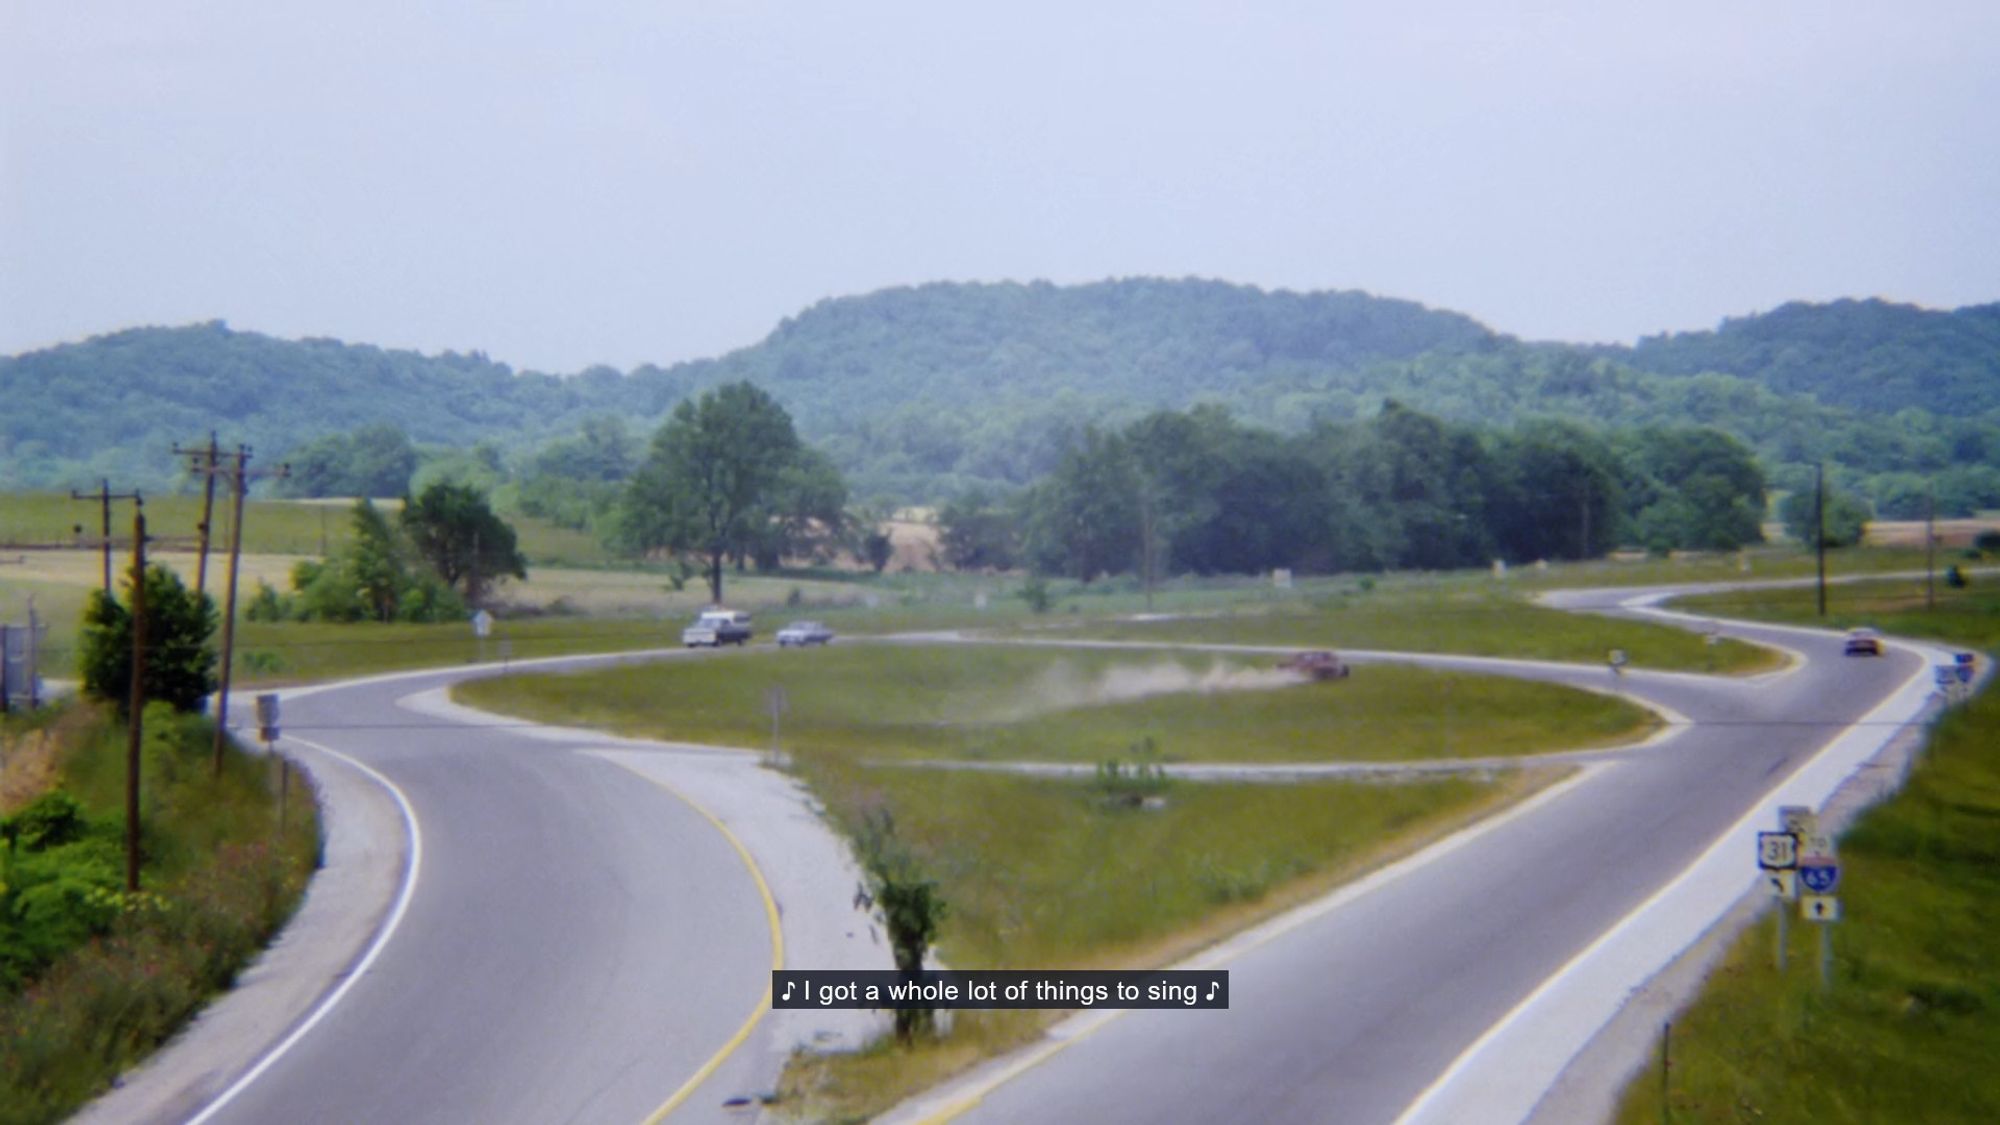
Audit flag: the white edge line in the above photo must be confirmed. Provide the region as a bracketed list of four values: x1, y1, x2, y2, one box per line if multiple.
[1389, 608, 1947, 1125]
[183, 735, 424, 1125]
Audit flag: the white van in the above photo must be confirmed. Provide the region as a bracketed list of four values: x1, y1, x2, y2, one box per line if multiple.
[682, 609, 753, 647]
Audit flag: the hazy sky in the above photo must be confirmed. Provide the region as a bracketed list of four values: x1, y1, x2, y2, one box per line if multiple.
[4, 2, 1997, 373]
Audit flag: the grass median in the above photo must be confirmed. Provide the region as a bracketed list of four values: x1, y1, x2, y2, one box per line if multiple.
[1613, 580, 2000, 1124]
[1017, 584, 1774, 674]
[454, 642, 1654, 764]
[458, 642, 1634, 1119]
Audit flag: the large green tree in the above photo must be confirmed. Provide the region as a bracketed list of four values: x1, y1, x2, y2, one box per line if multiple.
[937, 488, 1021, 572]
[1023, 428, 1142, 582]
[1486, 420, 1623, 562]
[620, 382, 808, 603]
[1619, 427, 1767, 552]
[399, 482, 527, 607]
[79, 566, 218, 715]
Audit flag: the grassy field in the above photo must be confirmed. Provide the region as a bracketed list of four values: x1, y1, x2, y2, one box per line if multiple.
[454, 643, 1651, 764]
[1613, 580, 2000, 1124]
[1060, 584, 1774, 674]
[777, 764, 1559, 1122]
[19, 519, 1961, 695]
[1677, 569, 1999, 639]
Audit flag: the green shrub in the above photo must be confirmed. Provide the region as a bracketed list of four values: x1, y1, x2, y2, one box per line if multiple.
[0, 704, 319, 1121]
[76, 568, 218, 715]
[1019, 575, 1052, 614]
[1091, 737, 1171, 809]
[2, 791, 88, 852]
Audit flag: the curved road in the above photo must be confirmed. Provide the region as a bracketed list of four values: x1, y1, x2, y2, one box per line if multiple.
[887, 590, 1946, 1124]
[202, 661, 778, 1125]
[84, 585, 1953, 1124]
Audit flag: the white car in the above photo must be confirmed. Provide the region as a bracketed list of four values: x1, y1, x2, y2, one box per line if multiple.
[682, 609, 753, 647]
[775, 620, 835, 647]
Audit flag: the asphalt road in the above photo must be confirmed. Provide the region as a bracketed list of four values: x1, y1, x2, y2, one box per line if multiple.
[894, 601, 1929, 1124]
[193, 663, 779, 1125]
[136, 586, 1935, 1125]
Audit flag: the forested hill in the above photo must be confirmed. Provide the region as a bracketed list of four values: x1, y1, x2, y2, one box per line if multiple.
[1619, 298, 2000, 419]
[2, 280, 1995, 503]
[0, 321, 694, 487]
[720, 279, 1499, 423]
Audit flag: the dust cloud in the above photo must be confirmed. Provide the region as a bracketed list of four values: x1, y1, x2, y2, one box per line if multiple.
[998, 659, 1303, 720]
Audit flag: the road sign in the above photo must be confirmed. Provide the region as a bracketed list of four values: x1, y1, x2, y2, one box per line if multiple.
[1764, 870, 1799, 901]
[471, 609, 494, 639]
[1757, 831, 1798, 870]
[1802, 833, 1835, 858]
[1608, 649, 1628, 669]
[1779, 806, 1817, 838]
[1799, 863, 1840, 894]
[1938, 665, 1959, 689]
[1957, 655, 1975, 684]
[254, 692, 280, 743]
[1802, 894, 1840, 922]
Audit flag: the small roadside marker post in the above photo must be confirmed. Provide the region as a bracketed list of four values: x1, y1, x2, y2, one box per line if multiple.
[1795, 821, 1841, 991]
[1758, 825, 1800, 972]
[765, 684, 788, 764]
[256, 693, 286, 835]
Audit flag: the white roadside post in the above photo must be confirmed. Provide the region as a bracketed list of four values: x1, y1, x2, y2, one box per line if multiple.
[1760, 810, 1805, 972]
[471, 608, 494, 665]
[1793, 807, 1841, 989]
[255, 692, 286, 835]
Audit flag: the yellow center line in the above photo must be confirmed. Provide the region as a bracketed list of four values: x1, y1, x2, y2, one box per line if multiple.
[624, 766, 785, 1125]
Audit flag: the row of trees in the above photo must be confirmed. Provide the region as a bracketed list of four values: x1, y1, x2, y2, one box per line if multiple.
[940, 404, 1773, 582]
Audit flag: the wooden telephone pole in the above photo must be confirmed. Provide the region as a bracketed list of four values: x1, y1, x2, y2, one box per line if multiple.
[172, 433, 223, 598]
[180, 444, 288, 774]
[1815, 463, 1828, 618]
[71, 480, 143, 596]
[125, 500, 148, 892]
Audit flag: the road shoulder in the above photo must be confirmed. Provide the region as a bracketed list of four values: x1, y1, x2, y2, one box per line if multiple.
[69, 740, 409, 1125]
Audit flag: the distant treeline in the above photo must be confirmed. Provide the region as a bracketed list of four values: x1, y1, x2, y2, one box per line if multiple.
[2, 282, 1995, 519]
[938, 403, 1776, 582]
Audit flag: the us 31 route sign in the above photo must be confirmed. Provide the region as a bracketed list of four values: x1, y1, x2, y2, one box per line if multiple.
[1757, 831, 1798, 870]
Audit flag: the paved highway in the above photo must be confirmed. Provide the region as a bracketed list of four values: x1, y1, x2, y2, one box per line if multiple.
[887, 595, 1940, 1124]
[83, 585, 1947, 1124]
[200, 664, 777, 1125]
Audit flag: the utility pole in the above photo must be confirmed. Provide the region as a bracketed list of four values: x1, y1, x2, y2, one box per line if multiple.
[209, 446, 288, 775]
[1926, 481, 1937, 611]
[1815, 463, 1828, 618]
[174, 433, 223, 598]
[1138, 484, 1158, 613]
[126, 499, 148, 892]
[1580, 480, 1593, 561]
[71, 479, 141, 597]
